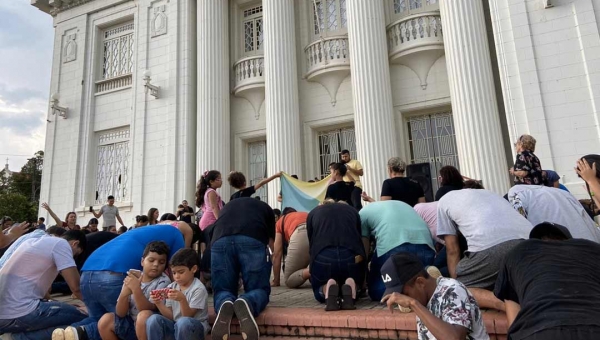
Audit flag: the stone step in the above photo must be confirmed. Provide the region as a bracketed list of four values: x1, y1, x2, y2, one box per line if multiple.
[206, 307, 508, 339]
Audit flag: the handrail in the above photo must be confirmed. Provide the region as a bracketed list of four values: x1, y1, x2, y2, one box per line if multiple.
[304, 36, 350, 74]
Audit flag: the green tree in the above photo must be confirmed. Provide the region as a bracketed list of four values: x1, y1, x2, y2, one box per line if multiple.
[10, 151, 43, 203]
[0, 192, 37, 223]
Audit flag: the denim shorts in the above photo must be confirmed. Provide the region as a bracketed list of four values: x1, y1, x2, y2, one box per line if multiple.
[114, 315, 137, 340]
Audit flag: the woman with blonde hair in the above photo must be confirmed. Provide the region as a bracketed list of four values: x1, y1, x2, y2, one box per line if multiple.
[510, 134, 543, 185]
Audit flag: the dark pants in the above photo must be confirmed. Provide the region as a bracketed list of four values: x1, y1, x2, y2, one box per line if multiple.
[433, 246, 449, 277]
[367, 243, 435, 301]
[519, 326, 600, 340]
[211, 235, 271, 317]
[310, 246, 366, 303]
[351, 187, 363, 211]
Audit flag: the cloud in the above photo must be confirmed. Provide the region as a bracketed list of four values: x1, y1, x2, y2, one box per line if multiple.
[0, 0, 52, 171]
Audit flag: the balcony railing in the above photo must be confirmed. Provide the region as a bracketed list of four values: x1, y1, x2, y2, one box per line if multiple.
[95, 74, 133, 94]
[232, 55, 265, 119]
[387, 12, 443, 61]
[233, 56, 264, 92]
[305, 37, 350, 78]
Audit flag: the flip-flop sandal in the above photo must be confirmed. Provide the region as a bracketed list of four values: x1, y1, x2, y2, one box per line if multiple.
[340, 284, 356, 310]
[325, 284, 340, 311]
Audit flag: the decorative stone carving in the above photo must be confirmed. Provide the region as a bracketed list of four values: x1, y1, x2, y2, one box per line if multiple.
[63, 33, 77, 63]
[151, 5, 168, 38]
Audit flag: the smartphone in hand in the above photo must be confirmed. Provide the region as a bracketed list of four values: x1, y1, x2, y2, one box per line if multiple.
[151, 288, 170, 301]
[89, 206, 93, 212]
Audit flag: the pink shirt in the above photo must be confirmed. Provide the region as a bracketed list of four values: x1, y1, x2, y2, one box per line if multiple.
[414, 202, 444, 245]
[200, 188, 223, 230]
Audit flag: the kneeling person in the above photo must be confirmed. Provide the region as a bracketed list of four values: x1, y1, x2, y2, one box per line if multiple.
[97, 241, 171, 340]
[144, 248, 209, 340]
[381, 253, 489, 340]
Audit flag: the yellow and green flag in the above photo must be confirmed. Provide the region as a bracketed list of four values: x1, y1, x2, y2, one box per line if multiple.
[280, 173, 331, 212]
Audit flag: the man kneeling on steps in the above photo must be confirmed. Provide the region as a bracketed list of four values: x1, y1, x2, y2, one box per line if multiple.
[381, 253, 489, 340]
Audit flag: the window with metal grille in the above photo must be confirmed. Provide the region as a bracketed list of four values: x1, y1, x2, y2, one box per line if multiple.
[318, 127, 356, 179]
[248, 141, 268, 202]
[392, 0, 438, 17]
[95, 128, 130, 205]
[312, 0, 347, 37]
[102, 22, 134, 80]
[243, 5, 263, 55]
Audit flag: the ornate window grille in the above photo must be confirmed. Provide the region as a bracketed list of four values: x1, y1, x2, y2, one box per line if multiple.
[243, 5, 264, 55]
[248, 141, 268, 202]
[318, 127, 356, 179]
[97, 22, 134, 93]
[392, 0, 438, 18]
[312, 0, 347, 37]
[95, 128, 130, 205]
[407, 112, 458, 193]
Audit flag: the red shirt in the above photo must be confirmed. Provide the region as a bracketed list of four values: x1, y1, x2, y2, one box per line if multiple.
[276, 212, 308, 243]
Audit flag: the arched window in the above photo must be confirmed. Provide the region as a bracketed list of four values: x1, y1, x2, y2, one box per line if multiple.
[312, 0, 347, 38]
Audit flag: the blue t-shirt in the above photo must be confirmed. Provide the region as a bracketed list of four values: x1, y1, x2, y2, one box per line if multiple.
[82, 225, 185, 273]
[360, 200, 434, 256]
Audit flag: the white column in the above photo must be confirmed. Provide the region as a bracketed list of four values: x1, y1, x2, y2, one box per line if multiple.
[264, 0, 302, 207]
[197, 0, 230, 198]
[346, 1, 398, 197]
[440, 0, 510, 194]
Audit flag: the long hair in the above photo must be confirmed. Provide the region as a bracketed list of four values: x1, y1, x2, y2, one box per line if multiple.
[439, 166, 464, 187]
[64, 212, 77, 225]
[148, 208, 159, 225]
[196, 170, 221, 208]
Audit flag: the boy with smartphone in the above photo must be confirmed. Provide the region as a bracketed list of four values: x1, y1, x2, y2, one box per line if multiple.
[52, 241, 171, 340]
[140, 248, 209, 340]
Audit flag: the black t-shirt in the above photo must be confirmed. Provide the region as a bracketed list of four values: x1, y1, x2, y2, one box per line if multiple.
[211, 197, 275, 245]
[306, 203, 365, 262]
[76, 231, 119, 269]
[435, 184, 463, 201]
[230, 186, 256, 201]
[177, 206, 194, 223]
[380, 177, 424, 207]
[494, 239, 600, 339]
[325, 181, 355, 205]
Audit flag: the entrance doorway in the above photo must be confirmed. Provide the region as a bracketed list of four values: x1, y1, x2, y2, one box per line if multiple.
[407, 112, 459, 194]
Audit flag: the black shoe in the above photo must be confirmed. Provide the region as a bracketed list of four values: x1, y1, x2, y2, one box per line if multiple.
[340, 284, 356, 310]
[325, 284, 340, 311]
[212, 300, 234, 340]
[234, 298, 259, 340]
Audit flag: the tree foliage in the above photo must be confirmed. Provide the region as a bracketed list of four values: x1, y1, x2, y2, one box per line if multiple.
[0, 151, 44, 222]
[0, 192, 37, 223]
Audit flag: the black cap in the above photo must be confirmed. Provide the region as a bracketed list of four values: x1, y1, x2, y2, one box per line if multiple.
[380, 253, 424, 296]
[529, 222, 572, 240]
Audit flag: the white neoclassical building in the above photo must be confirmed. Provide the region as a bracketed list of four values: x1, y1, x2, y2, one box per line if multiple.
[32, 0, 600, 225]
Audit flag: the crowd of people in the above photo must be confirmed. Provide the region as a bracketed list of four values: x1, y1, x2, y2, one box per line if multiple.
[1, 136, 600, 340]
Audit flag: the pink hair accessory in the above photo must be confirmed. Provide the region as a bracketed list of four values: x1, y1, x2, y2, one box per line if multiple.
[203, 170, 209, 177]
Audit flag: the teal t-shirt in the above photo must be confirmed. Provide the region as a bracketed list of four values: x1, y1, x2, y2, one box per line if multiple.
[360, 200, 434, 255]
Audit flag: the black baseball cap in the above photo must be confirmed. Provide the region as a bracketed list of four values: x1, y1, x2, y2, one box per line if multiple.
[380, 253, 425, 296]
[529, 222, 572, 240]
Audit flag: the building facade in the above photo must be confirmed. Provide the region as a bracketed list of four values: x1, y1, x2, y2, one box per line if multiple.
[32, 0, 600, 225]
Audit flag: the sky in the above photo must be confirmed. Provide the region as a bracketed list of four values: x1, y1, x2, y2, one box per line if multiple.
[0, 0, 53, 172]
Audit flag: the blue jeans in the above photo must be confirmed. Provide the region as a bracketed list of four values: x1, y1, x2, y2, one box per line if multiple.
[211, 235, 271, 316]
[433, 246, 449, 277]
[367, 243, 435, 301]
[72, 271, 126, 340]
[146, 315, 204, 340]
[309, 246, 366, 303]
[114, 315, 137, 340]
[0, 301, 87, 340]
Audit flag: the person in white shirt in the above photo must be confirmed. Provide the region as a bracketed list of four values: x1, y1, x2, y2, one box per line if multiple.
[0, 231, 87, 339]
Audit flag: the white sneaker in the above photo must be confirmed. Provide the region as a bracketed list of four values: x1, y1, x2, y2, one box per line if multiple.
[0, 333, 14, 340]
[51, 328, 66, 340]
[426, 265, 443, 279]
